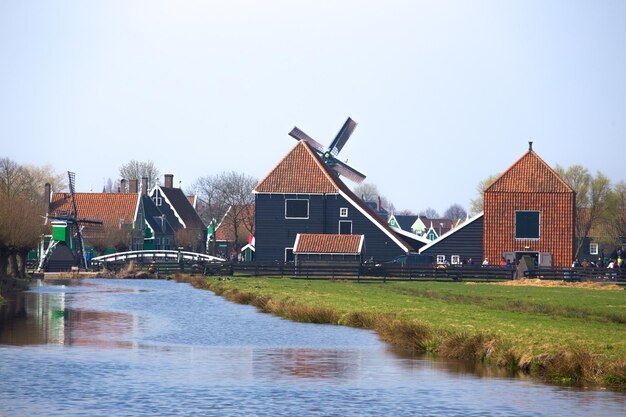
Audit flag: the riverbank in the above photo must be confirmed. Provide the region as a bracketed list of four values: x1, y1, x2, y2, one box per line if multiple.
[175, 275, 626, 390]
[0, 276, 30, 299]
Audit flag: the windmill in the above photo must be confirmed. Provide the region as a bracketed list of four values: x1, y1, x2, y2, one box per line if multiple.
[288, 117, 366, 184]
[39, 171, 102, 271]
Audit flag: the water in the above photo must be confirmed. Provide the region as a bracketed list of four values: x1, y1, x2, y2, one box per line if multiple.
[0, 279, 624, 416]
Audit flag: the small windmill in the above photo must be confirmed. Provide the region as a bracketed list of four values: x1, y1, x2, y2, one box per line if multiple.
[289, 117, 366, 184]
[43, 171, 102, 271]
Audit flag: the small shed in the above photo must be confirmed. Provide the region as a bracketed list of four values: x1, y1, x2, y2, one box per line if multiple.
[293, 234, 364, 266]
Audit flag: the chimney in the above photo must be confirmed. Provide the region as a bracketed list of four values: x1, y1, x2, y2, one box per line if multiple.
[164, 174, 174, 188]
[141, 177, 148, 196]
[120, 179, 127, 193]
[529, 141, 533, 152]
[129, 179, 138, 193]
[44, 183, 51, 206]
[377, 196, 382, 211]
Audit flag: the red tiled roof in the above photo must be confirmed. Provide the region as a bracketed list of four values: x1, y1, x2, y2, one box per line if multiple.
[49, 193, 138, 229]
[485, 149, 574, 193]
[254, 141, 340, 194]
[215, 204, 255, 242]
[294, 234, 364, 254]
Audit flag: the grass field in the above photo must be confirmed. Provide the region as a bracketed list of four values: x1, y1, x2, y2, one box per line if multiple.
[177, 275, 626, 389]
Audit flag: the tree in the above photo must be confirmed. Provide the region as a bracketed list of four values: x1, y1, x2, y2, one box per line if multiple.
[119, 160, 160, 190]
[607, 181, 626, 243]
[468, 173, 500, 215]
[0, 158, 46, 278]
[419, 208, 440, 219]
[191, 171, 257, 255]
[555, 165, 614, 259]
[443, 204, 467, 222]
[23, 164, 67, 193]
[352, 182, 380, 202]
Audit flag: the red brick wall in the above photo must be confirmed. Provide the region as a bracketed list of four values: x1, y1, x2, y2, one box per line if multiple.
[484, 192, 575, 267]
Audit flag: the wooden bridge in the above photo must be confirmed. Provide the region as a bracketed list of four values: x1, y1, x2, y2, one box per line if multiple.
[91, 250, 226, 274]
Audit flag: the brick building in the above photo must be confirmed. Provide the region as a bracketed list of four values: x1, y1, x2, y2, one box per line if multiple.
[483, 142, 575, 267]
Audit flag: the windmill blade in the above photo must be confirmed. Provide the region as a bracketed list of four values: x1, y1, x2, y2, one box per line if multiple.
[328, 117, 357, 156]
[332, 159, 366, 184]
[288, 127, 325, 153]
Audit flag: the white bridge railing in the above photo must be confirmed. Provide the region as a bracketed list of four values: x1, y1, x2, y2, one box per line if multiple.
[91, 250, 225, 264]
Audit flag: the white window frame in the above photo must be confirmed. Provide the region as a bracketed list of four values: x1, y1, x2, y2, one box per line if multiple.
[340, 207, 348, 217]
[339, 220, 352, 235]
[285, 247, 294, 262]
[153, 196, 162, 207]
[436, 255, 446, 264]
[589, 242, 599, 255]
[451, 255, 460, 265]
[285, 199, 309, 219]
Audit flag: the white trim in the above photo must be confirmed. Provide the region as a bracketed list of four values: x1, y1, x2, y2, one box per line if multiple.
[154, 185, 186, 228]
[419, 212, 484, 254]
[589, 242, 599, 255]
[337, 189, 411, 252]
[338, 220, 352, 234]
[285, 199, 309, 219]
[436, 255, 446, 264]
[133, 194, 141, 225]
[451, 255, 460, 265]
[393, 227, 431, 245]
[358, 234, 365, 253]
[240, 244, 255, 252]
[293, 234, 302, 251]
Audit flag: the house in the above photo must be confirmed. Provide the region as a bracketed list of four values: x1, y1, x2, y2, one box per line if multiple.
[483, 142, 575, 267]
[214, 204, 255, 259]
[253, 141, 414, 263]
[576, 208, 626, 265]
[149, 174, 207, 252]
[293, 233, 364, 266]
[419, 212, 484, 265]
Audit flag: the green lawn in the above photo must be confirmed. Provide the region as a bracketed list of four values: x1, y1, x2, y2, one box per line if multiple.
[180, 275, 626, 387]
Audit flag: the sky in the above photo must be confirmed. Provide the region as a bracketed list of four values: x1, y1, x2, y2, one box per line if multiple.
[1, 1, 625, 215]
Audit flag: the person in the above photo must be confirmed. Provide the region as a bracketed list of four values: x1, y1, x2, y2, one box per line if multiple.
[482, 257, 489, 266]
[607, 259, 615, 269]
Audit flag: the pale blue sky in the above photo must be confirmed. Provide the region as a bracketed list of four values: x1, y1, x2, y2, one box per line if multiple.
[1, 1, 624, 214]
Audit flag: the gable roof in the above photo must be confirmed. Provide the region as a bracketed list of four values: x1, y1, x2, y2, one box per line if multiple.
[255, 140, 413, 253]
[49, 192, 139, 230]
[485, 146, 574, 193]
[419, 212, 484, 253]
[141, 195, 175, 235]
[293, 234, 364, 254]
[158, 186, 206, 230]
[254, 141, 340, 194]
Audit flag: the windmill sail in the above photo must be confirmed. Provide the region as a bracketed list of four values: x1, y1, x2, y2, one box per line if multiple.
[289, 117, 365, 183]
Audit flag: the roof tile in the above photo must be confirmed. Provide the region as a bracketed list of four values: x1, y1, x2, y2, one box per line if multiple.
[294, 234, 364, 254]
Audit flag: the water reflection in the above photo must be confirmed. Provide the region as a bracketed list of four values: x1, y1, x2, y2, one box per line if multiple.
[0, 279, 624, 417]
[0, 282, 138, 348]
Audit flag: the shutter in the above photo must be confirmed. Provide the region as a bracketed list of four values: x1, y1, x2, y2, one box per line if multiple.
[539, 252, 552, 267]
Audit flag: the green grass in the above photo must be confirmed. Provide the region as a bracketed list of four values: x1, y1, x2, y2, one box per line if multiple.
[177, 275, 626, 388]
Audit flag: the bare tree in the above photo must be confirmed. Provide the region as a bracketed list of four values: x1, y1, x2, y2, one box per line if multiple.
[608, 181, 626, 242]
[191, 171, 257, 255]
[469, 173, 500, 215]
[0, 159, 46, 278]
[119, 160, 160, 190]
[555, 165, 614, 259]
[419, 208, 440, 219]
[353, 182, 380, 201]
[443, 204, 467, 222]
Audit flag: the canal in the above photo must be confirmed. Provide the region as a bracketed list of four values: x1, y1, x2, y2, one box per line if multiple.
[0, 278, 624, 416]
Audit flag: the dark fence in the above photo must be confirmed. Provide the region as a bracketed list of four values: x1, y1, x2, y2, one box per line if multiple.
[231, 262, 516, 282]
[525, 266, 626, 284]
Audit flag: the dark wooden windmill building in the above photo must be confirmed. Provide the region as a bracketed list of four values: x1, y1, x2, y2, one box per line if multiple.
[253, 118, 413, 263]
[483, 142, 575, 268]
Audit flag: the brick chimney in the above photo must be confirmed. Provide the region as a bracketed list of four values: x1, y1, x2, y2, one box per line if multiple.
[120, 179, 127, 193]
[141, 177, 148, 196]
[164, 174, 174, 188]
[129, 179, 138, 193]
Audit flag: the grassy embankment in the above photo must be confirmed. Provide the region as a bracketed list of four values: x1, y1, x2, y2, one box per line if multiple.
[176, 275, 626, 389]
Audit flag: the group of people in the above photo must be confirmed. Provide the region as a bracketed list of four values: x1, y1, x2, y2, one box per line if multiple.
[572, 255, 623, 269]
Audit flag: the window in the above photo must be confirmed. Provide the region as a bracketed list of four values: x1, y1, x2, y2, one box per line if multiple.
[436, 255, 446, 264]
[340, 207, 348, 217]
[590, 242, 599, 255]
[339, 220, 352, 234]
[153, 196, 162, 206]
[285, 248, 294, 262]
[515, 211, 540, 239]
[451, 255, 460, 265]
[285, 199, 309, 219]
